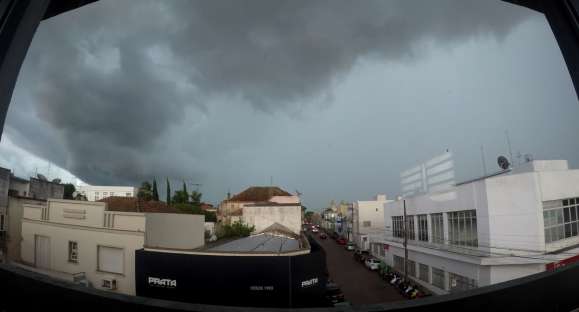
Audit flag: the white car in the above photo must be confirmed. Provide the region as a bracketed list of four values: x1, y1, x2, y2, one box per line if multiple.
[365, 258, 381, 271]
[312, 227, 319, 233]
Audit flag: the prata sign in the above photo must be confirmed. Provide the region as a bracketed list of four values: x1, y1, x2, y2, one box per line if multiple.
[300, 277, 318, 288]
[148, 277, 177, 288]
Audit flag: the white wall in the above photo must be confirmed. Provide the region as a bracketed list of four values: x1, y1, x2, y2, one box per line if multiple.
[47, 199, 106, 228]
[242, 205, 302, 234]
[77, 185, 137, 201]
[353, 196, 390, 249]
[145, 213, 204, 250]
[20, 220, 144, 295]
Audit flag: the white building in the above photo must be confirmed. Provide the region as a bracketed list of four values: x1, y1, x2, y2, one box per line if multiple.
[76, 185, 138, 201]
[18, 198, 202, 295]
[353, 194, 391, 250]
[242, 203, 302, 235]
[370, 160, 579, 295]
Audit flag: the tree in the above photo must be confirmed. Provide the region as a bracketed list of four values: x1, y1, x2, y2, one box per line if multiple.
[137, 181, 153, 201]
[152, 179, 159, 201]
[172, 190, 189, 204]
[63, 183, 75, 200]
[218, 221, 255, 239]
[166, 178, 171, 205]
[182, 181, 188, 201]
[304, 211, 314, 222]
[190, 190, 202, 209]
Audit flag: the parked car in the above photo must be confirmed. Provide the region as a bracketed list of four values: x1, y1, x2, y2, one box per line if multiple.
[319, 232, 327, 239]
[336, 238, 347, 245]
[325, 281, 345, 305]
[365, 258, 381, 271]
[345, 242, 355, 251]
[353, 249, 370, 262]
[312, 227, 319, 233]
[330, 232, 339, 240]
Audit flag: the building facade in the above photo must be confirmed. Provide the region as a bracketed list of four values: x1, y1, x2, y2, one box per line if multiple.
[19, 198, 194, 295]
[353, 194, 391, 251]
[370, 160, 579, 295]
[218, 186, 299, 225]
[242, 203, 302, 234]
[76, 185, 138, 202]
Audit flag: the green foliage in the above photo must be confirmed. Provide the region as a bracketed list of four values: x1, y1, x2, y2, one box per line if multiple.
[218, 221, 255, 239]
[152, 179, 159, 201]
[166, 178, 171, 205]
[172, 190, 189, 204]
[190, 190, 202, 207]
[63, 183, 75, 200]
[304, 211, 314, 222]
[204, 211, 217, 222]
[137, 181, 153, 201]
[182, 181, 188, 198]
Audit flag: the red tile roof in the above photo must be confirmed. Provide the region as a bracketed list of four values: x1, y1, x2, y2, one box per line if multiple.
[226, 186, 292, 202]
[98, 196, 180, 213]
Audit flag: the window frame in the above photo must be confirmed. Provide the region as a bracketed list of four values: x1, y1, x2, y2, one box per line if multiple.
[68, 241, 78, 263]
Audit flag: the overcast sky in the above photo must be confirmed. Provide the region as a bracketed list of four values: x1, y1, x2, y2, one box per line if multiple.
[1, 0, 579, 211]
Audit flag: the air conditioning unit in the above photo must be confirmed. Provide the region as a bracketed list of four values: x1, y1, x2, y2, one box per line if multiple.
[101, 277, 117, 290]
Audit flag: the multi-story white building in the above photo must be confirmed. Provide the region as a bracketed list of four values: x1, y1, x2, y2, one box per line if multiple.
[18, 198, 201, 295]
[353, 194, 391, 251]
[370, 160, 579, 295]
[76, 185, 138, 201]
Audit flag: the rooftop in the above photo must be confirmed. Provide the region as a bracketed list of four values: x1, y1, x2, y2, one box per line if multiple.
[98, 196, 180, 213]
[226, 186, 292, 202]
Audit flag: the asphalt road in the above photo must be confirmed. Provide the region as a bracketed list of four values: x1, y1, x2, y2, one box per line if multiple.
[312, 233, 405, 305]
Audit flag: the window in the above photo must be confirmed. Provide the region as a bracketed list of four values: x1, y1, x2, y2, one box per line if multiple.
[418, 214, 428, 242]
[110, 192, 115, 196]
[543, 198, 579, 243]
[447, 210, 477, 247]
[432, 267, 445, 289]
[379, 245, 385, 257]
[392, 216, 404, 238]
[68, 241, 78, 263]
[393, 255, 404, 271]
[419, 263, 429, 282]
[449, 272, 477, 293]
[95, 192, 99, 195]
[0, 214, 5, 231]
[97, 246, 124, 274]
[431, 213, 444, 244]
[406, 215, 415, 240]
[126, 192, 131, 197]
[407, 259, 416, 277]
[362, 221, 371, 227]
[103, 192, 108, 196]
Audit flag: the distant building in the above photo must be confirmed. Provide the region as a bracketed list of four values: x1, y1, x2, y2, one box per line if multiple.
[218, 186, 300, 227]
[19, 198, 191, 295]
[200, 202, 217, 213]
[242, 202, 302, 235]
[76, 185, 138, 201]
[0, 168, 64, 242]
[352, 194, 391, 251]
[370, 160, 579, 295]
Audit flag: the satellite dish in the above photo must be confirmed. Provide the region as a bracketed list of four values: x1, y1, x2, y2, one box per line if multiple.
[524, 154, 534, 163]
[52, 178, 61, 184]
[37, 174, 48, 181]
[497, 156, 510, 170]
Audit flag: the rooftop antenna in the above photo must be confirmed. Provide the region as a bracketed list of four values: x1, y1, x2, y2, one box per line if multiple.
[505, 130, 514, 167]
[480, 145, 487, 175]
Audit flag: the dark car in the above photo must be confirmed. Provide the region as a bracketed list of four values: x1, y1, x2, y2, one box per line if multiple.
[319, 232, 327, 239]
[330, 232, 339, 240]
[353, 249, 369, 262]
[325, 282, 345, 305]
[336, 238, 347, 245]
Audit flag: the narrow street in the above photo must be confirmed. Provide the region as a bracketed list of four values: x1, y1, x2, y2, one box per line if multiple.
[312, 233, 405, 305]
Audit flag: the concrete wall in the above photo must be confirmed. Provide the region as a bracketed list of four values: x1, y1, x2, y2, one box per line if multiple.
[29, 178, 63, 200]
[9, 179, 29, 197]
[269, 195, 300, 204]
[145, 213, 204, 250]
[46, 199, 106, 228]
[6, 197, 45, 261]
[242, 205, 302, 234]
[20, 220, 144, 295]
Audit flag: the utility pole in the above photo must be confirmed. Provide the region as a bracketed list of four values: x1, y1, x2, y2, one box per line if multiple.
[403, 199, 408, 282]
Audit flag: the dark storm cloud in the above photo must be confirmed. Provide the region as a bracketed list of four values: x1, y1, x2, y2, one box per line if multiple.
[7, 0, 532, 187]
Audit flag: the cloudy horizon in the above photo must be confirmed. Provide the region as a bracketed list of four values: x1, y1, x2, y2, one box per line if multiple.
[2, 1, 579, 211]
